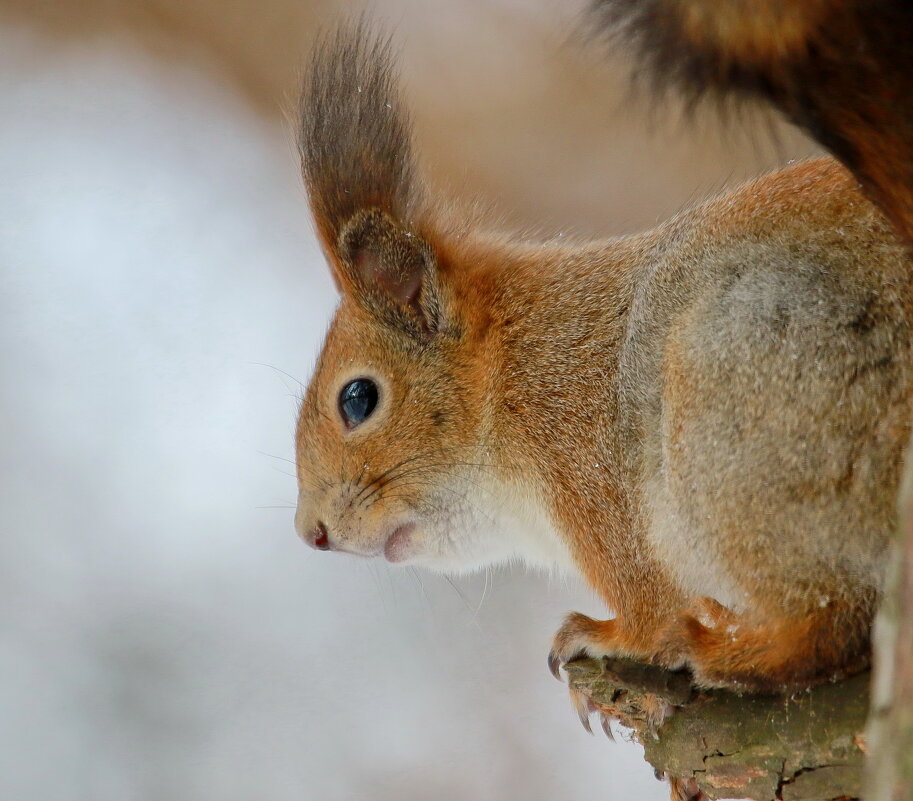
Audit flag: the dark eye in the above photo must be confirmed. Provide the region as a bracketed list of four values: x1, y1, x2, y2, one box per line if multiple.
[338, 378, 379, 428]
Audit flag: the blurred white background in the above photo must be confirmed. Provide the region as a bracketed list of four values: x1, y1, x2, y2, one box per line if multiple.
[0, 2, 815, 799]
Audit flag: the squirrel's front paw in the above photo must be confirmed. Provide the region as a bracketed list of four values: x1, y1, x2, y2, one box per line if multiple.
[548, 612, 623, 679]
[548, 612, 626, 735]
[549, 612, 682, 735]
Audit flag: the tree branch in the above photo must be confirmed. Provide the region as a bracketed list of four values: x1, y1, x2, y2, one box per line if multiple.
[564, 657, 869, 801]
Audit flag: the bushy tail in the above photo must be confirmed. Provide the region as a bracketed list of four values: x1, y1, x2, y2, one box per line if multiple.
[589, 0, 913, 245]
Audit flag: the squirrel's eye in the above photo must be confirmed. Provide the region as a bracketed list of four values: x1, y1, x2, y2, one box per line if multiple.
[338, 378, 379, 428]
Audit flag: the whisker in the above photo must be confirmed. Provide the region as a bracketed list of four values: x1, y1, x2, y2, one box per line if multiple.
[249, 361, 306, 390]
[441, 574, 474, 616]
[408, 567, 436, 620]
[365, 469, 498, 502]
[474, 566, 492, 619]
[440, 575, 484, 632]
[379, 481, 497, 530]
[298, 474, 330, 492]
[353, 451, 441, 506]
[257, 450, 297, 465]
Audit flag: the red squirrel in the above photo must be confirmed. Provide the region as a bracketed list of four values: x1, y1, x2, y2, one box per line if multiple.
[292, 22, 912, 702]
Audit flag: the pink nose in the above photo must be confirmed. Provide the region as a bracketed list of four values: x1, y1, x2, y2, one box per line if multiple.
[309, 521, 331, 551]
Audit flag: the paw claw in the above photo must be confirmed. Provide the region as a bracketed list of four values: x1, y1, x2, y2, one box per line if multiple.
[578, 707, 593, 734]
[576, 707, 593, 735]
[600, 712, 615, 741]
[551, 612, 627, 738]
[547, 649, 562, 681]
[548, 611, 601, 681]
[570, 688, 594, 735]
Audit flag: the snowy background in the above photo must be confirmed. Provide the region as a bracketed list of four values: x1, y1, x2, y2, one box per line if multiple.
[0, 2, 814, 799]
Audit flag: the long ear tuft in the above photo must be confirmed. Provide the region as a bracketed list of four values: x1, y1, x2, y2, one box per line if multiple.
[298, 21, 420, 268]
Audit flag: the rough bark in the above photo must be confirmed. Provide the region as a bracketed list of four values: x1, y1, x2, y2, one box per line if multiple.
[865, 436, 913, 801]
[564, 657, 870, 801]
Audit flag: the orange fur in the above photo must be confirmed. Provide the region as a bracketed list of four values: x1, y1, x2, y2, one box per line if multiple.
[664, 597, 874, 691]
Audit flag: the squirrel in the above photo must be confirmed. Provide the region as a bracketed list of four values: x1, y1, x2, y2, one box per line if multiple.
[291, 23, 913, 699]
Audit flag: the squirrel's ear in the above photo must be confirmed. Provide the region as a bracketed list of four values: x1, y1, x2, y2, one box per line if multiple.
[298, 22, 425, 294]
[337, 209, 443, 336]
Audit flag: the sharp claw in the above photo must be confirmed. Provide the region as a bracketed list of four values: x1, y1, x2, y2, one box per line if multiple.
[570, 689, 593, 735]
[577, 706, 593, 734]
[547, 650, 562, 680]
[600, 712, 615, 741]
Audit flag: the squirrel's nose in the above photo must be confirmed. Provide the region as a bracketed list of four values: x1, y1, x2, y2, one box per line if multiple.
[312, 521, 330, 551]
[294, 498, 332, 551]
[311, 521, 331, 550]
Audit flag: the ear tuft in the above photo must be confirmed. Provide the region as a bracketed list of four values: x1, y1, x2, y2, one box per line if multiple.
[298, 21, 420, 271]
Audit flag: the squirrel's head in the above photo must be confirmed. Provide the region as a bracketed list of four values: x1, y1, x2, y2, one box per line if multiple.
[293, 24, 516, 572]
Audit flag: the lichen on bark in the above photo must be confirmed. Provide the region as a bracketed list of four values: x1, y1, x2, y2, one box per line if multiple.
[564, 657, 870, 801]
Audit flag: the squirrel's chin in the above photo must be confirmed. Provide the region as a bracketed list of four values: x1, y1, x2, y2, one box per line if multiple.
[382, 522, 418, 563]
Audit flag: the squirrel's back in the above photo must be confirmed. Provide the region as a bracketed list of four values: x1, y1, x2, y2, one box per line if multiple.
[611, 159, 913, 616]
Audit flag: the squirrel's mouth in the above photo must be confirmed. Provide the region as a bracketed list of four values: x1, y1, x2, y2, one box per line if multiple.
[383, 522, 418, 563]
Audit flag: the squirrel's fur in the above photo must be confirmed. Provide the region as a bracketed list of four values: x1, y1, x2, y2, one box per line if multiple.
[293, 24, 913, 693]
